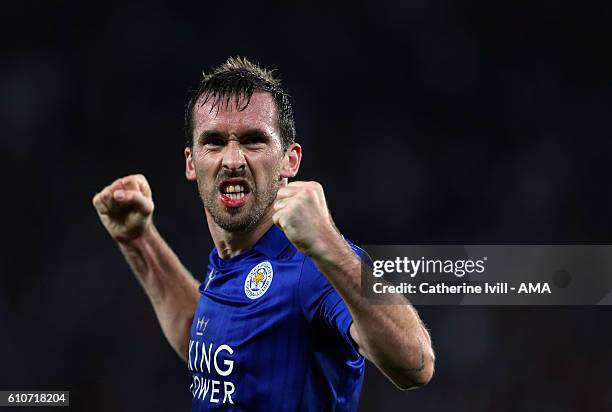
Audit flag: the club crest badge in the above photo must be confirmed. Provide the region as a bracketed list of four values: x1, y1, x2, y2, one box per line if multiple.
[244, 261, 273, 299]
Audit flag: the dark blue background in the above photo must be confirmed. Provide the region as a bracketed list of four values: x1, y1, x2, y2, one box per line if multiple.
[2, 1, 611, 411]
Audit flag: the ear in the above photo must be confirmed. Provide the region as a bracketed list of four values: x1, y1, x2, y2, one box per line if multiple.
[280, 143, 302, 179]
[185, 147, 197, 181]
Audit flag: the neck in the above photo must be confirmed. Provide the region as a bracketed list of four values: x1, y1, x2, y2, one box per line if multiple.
[206, 207, 275, 259]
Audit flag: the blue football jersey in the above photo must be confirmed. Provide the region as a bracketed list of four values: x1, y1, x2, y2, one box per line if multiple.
[188, 225, 365, 411]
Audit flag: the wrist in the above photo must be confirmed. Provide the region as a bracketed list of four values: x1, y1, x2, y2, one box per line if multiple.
[308, 224, 353, 265]
[118, 222, 157, 249]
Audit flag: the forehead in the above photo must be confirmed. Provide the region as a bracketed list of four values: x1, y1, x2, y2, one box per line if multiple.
[193, 91, 279, 137]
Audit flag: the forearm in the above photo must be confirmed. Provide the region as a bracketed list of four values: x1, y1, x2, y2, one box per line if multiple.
[118, 224, 200, 361]
[311, 231, 435, 389]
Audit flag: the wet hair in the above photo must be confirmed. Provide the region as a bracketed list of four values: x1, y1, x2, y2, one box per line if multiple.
[184, 56, 296, 150]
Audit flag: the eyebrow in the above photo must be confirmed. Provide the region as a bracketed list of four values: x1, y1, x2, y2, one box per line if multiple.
[198, 128, 271, 142]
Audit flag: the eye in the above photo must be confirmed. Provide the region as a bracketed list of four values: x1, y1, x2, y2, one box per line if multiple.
[201, 135, 225, 147]
[243, 134, 266, 145]
[208, 137, 225, 146]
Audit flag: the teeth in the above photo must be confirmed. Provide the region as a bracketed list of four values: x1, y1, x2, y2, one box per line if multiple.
[227, 192, 245, 200]
[224, 184, 245, 194]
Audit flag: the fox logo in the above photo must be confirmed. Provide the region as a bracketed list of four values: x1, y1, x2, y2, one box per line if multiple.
[253, 270, 265, 286]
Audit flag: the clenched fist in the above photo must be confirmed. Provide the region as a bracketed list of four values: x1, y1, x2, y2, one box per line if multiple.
[272, 181, 338, 258]
[92, 174, 155, 244]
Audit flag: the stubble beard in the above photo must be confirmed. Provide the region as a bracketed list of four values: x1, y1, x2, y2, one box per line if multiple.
[197, 167, 281, 233]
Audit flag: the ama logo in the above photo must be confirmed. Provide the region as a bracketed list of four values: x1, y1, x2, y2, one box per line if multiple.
[244, 261, 273, 299]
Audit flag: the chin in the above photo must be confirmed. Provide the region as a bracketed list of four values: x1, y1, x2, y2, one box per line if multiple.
[214, 211, 258, 233]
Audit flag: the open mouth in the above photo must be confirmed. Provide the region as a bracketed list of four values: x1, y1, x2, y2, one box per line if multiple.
[218, 178, 252, 207]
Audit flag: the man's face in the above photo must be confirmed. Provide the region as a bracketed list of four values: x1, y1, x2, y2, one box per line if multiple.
[185, 91, 287, 232]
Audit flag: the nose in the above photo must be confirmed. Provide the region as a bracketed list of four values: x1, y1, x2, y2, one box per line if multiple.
[222, 139, 246, 172]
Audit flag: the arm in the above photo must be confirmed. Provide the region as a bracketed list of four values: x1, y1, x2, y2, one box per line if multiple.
[313, 236, 434, 389]
[273, 181, 435, 390]
[92, 174, 200, 361]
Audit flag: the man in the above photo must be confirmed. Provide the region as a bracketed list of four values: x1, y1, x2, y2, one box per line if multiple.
[92, 57, 434, 411]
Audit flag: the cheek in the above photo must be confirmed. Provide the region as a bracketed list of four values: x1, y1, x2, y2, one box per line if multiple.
[194, 152, 220, 173]
[258, 165, 282, 190]
[250, 154, 282, 184]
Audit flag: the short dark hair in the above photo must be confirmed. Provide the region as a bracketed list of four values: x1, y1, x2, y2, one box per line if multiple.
[184, 57, 296, 150]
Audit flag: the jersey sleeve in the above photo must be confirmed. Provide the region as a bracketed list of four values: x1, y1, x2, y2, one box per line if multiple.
[297, 241, 366, 356]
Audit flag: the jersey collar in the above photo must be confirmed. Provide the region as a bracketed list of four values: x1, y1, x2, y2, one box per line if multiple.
[210, 224, 292, 267]
[252, 224, 292, 259]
